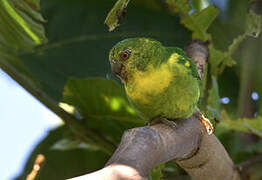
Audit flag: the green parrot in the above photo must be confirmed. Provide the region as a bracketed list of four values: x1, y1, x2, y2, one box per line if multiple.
[109, 38, 213, 133]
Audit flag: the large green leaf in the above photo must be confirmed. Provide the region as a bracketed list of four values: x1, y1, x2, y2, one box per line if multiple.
[63, 77, 145, 143]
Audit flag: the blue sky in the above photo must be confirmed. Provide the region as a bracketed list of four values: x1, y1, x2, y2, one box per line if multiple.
[0, 68, 62, 180]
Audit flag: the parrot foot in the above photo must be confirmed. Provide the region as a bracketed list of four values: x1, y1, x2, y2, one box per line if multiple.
[200, 114, 214, 135]
[148, 116, 177, 129]
[195, 108, 214, 135]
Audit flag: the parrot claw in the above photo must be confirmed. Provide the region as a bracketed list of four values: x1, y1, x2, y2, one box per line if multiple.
[148, 116, 177, 129]
[195, 108, 214, 135]
[200, 114, 214, 135]
[161, 118, 177, 129]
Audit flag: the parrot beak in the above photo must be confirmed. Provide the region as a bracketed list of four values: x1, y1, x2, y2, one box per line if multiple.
[110, 59, 123, 77]
[110, 59, 127, 82]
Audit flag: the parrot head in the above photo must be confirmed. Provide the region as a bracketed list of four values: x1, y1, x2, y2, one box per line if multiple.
[109, 38, 165, 83]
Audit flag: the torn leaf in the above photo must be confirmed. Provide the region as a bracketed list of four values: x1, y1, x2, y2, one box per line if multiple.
[246, 10, 262, 38]
[104, 0, 130, 31]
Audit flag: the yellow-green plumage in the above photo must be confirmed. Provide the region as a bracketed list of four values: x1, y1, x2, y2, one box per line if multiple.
[109, 38, 200, 121]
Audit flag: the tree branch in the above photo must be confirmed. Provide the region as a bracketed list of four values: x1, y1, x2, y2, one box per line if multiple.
[26, 154, 45, 180]
[69, 40, 241, 180]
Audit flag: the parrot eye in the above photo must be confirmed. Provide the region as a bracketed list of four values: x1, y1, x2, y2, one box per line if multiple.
[120, 49, 131, 60]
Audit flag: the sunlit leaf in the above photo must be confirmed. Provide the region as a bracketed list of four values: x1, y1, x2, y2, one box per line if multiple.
[0, 0, 47, 93]
[0, 0, 47, 51]
[192, 0, 209, 11]
[63, 77, 145, 143]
